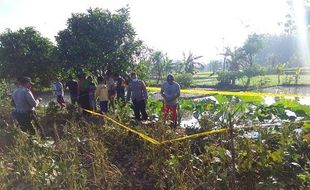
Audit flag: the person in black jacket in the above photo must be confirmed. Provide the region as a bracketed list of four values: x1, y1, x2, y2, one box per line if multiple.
[65, 76, 78, 105]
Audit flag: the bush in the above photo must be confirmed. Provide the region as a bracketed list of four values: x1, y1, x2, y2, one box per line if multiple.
[216, 71, 243, 86]
[174, 73, 193, 88]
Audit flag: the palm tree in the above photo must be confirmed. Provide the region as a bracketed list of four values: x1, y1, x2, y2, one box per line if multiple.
[276, 63, 286, 85]
[182, 52, 203, 74]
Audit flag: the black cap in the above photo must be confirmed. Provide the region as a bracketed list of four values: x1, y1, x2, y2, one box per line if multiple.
[18, 77, 33, 85]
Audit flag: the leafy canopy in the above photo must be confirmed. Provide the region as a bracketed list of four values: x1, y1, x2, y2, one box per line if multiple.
[56, 7, 142, 76]
[0, 27, 56, 86]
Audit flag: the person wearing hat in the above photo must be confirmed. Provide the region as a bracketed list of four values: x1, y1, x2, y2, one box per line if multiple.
[160, 74, 180, 128]
[12, 77, 45, 136]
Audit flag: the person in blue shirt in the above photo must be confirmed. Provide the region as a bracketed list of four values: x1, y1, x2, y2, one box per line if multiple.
[126, 73, 148, 121]
[53, 78, 65, 108]
[160, 74, 180, 128]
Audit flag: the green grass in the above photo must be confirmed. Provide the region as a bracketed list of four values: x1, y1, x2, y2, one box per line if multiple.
[192, 78, 218, 86]
[236, 74, 310, 87]
[1, 97, 309, 189]
[148, 72, 310, 87]
[193, 72, 213, 77]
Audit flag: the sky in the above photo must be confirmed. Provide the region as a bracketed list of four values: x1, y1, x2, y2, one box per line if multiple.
[0, 0, 289, 63]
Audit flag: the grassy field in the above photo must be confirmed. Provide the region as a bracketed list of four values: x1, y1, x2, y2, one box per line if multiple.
[147, 72, 310, 87]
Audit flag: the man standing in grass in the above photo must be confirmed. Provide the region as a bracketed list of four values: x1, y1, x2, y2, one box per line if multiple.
[115, 74, 126, 102]
[126, 72, 148, 121]
[53, 78, 65, 108]
[95, 76, 109, 113]
[160, 74, 180, 128]
[12, 77, 45, 137]
[65, 76, 78, 105]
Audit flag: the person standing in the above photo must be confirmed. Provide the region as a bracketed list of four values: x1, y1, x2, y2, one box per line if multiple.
[115, 74, 126, 102]
[53, 78, 65, 108]
[77, 73, 90, 112]
[107, 75, 116, 111]
[12, 77, 45, 136]
[160, 74, 180, 128]
[126, 72, 148, 121]
[95, 76, 109, 113]
[87, 76, 96, 111]
[65, 76, 78, 105]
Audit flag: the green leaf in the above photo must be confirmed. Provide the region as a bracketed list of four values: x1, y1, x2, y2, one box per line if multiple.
[239, 95, 264, 103]
[214, 95, 229, 104]
[302, 122, 310, 131]
[270, 149, 283, 163]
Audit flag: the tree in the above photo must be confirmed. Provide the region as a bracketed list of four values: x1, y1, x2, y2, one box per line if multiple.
[239, 34, 264, 86]
[150, 51, 165, 84]
[276, 63, 286, 85]
[181, 52, 203, 74]
[217, 47, 243, 86]
[56, 7, 142, 76]
[131, 45, 153, 81]
[148, 50, 175, 84]
[0, 27, 56, 86]
[255, 34, 299, 71]
[206, 60, 222, 73]
[284, 0, 297, 35]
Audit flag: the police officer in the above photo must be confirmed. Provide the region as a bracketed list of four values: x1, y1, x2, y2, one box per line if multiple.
[12, 77, 45, 136]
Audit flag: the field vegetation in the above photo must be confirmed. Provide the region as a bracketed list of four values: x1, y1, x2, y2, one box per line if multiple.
[0, 3, 310, 189]
[0, 91, 309, 189]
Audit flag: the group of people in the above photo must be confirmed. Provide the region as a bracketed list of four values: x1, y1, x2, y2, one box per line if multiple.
[58, 73, 127, 114]
[11, 72, 181, 137]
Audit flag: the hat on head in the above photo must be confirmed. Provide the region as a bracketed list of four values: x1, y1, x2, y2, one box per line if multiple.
[18, 77, 33, 85]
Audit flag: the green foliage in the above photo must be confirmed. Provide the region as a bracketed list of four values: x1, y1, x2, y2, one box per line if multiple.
[276, 63, 286, 84]
[0, 27, 57, 87]
[1, 93, 309, 189]
[180, 52, 203, 74]
[56, 7, 142, 76]
[174, 73, 193, 88]
[206, 60, 222, 72]
[115, 100, 132, 122]
[132, 59, 151, 81]
[148, 51, 175, 84]
[0, 80, 9, 98]
[46, 101, 61, 115]
[216, 71, 243, 86]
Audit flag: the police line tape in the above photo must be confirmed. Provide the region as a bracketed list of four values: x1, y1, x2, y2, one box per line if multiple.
[83, 109, 228, 144]
[83, 109, 160, 145]
[82, 109, 309, 145]
[146, 87, 310, 98]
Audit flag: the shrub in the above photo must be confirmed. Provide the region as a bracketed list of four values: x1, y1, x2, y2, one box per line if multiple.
[216, 71, 243, 86]
[174, 73, 193, 88]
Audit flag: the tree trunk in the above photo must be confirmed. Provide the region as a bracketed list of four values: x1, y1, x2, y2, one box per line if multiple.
[246, 77, 251, 87]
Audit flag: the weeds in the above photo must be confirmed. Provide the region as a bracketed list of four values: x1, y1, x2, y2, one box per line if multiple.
[0, 96, 309, 189]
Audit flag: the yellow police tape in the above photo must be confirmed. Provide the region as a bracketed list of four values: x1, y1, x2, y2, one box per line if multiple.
[83, 109, 160, 145]
[147, 87, 310, 98]
[161, 128, 228, 144]
[83, 109, 228, 144]
[83, 109, 309, 145]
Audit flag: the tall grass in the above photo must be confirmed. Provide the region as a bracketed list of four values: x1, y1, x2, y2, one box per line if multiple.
[0, 99, 309, 189]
